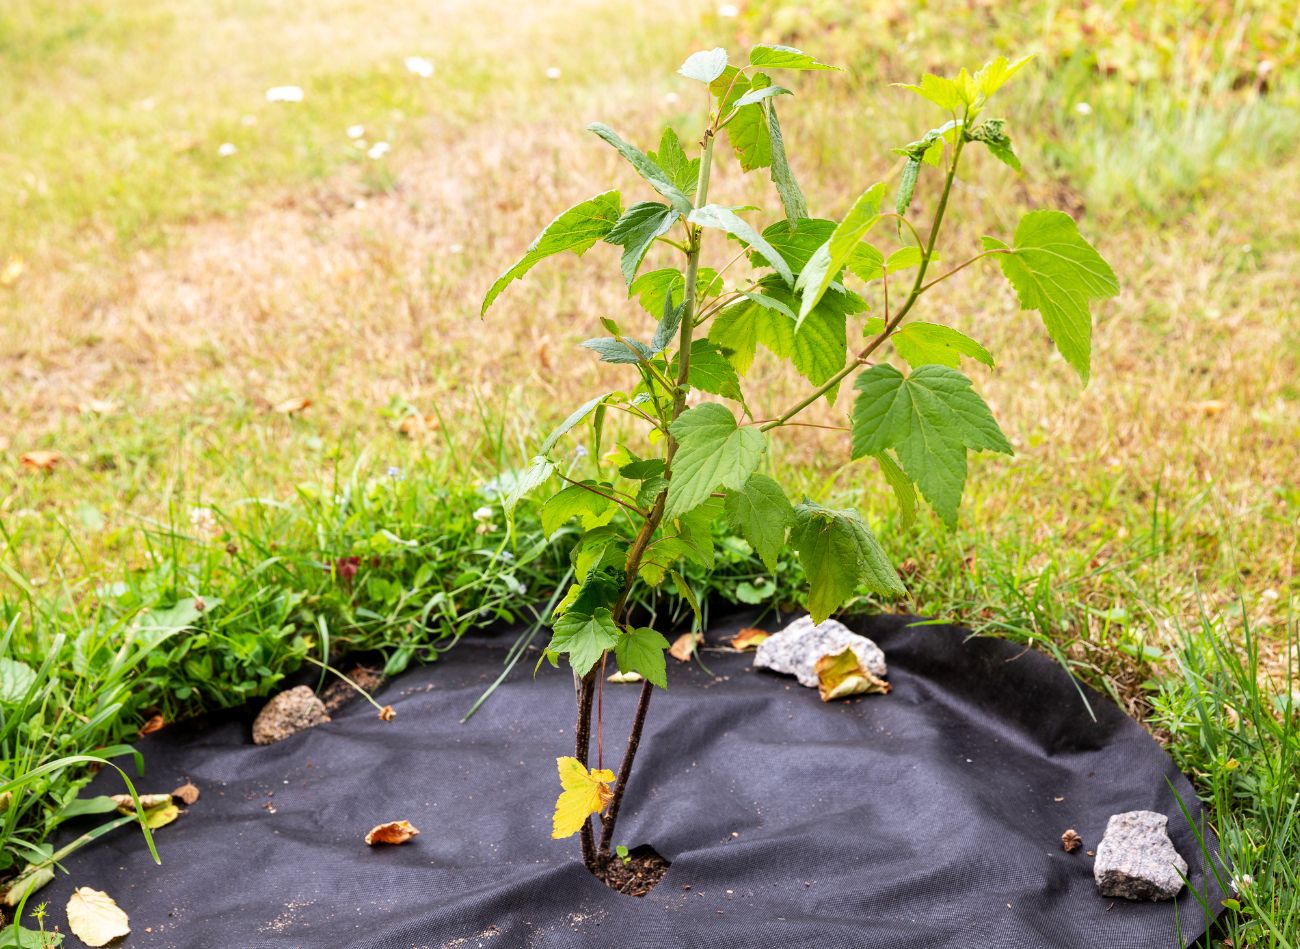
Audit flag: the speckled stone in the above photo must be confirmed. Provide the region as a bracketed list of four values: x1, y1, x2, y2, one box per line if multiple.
[252, 685, 331, 745]
[1093, 810, 1188, 901]
[753, 615, 887, 688]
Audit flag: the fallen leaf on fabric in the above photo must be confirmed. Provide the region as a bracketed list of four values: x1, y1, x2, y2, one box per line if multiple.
[172, 783, 200, 806]
[2, 864, 54, 907]
[814, 647, 891, 702]
[66, 887, 131, 946]
[111, 793, 173, 814]
[144, 803, 181, 829]
[378, 704, 396, 721]
[365, 820, 420, 846]
[139, 714, 166, 736]
[551, 756, 615, 839]
[272, 396, 311, 415]
[730, 628, 769, 651]
[607, 670, 643, 684]
[1061, 828, 1083, 853]
[668, 631, 702, 662]
[19, 450, 62, 471]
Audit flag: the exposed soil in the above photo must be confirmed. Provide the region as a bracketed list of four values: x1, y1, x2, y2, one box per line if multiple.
[321, 665, 385, 713]
[593, 846, 671, 897]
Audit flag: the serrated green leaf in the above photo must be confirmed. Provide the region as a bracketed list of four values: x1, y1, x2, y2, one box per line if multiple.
[540, 393, 609, 456]
[892, 322, 994, 369]
[581, 336, 653, 365]
[556, 570, 621, 618]
[688, 205, 793, 286]
[850, 364, 1012, 527]
[671, 339, 744, 402]
[984, 209, 1118, 383]
[540, 484, 618, 537]
[604, 201, 679, 285]
[748, 44, 838, 71]
[791, 502, 904, 623]
[630, 267, 720, 319]
[975, 54, 1035, 98]
[767, 102, 808, 226]
[665, 403, 766, 518]
[679, 47, 728, 83]
[670, 570, 702, 631]
[0, 657, 37, 704]
[897, 72, 967, 111]
[482, 191, 621, 315]
[735, 84, 792, 108]
[711, 67, 772, 171]
[619, 457, 665, 481]
[639, 537, 694, 587]
[571, 527, 628, 582]
[758, 218, 835, 272]
[549, 609, 620, 676]
[672, 495, 723, 568]
[587, 123, 692, 214]
[724, 474, 793, 570]
[886, 246, 926, 271]
[966, 118, 1020, 171]
[796, 182, 886, 325]
[503, 456, 555, 514]
[874, 451, 916, 528]
[615, 627, 670, 689]
[651, 296, 685, 354]
[649, 128, 700, 197]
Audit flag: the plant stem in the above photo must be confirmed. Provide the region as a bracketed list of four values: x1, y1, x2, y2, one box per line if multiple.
[593, 130, 717, 861]
[761, 130, 968, 433]
[575, 671, 597, 867]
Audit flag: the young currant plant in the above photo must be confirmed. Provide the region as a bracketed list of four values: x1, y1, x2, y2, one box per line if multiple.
[481, 47, 1118, 878]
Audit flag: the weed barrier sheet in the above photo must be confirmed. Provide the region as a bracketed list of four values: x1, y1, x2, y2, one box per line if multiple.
[46, 613, 1222, 947]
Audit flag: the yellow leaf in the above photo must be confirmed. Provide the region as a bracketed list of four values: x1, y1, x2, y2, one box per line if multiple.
[730, 627, 769, 652]
[551, 756, 614, 839]
[364, 820, 420, 845]
[66, 887, 131, 947]
[814, 647, 891, 702]
[668, 631, 702, 662]
[143, 802, 181, 829]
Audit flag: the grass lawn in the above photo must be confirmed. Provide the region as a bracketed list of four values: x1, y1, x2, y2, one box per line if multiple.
[1, 0, 1297, 944]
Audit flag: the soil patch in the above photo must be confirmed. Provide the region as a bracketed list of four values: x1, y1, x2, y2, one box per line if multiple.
[594, 846, 670, 897]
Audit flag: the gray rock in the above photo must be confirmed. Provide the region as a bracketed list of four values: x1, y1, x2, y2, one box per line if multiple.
[1093, 810, 1188, 901]
[252, 685, 330, 745]
[753, 615, 887, 688]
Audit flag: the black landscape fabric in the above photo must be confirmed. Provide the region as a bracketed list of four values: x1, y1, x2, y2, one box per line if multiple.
[45, 613, 1223, 947]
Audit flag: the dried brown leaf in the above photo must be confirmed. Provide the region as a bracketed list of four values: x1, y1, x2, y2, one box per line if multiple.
[378, 704, 396, 722]
[668, 631, 702, 662]
[272, 396, 312, 415]
[139, 714, 166, 736]
[110, 793, 174, 814]
[66, 887, 131, 947]
[172, 782, 200, 806]
[365, 820, 420, 846]
[730, 628, 769, 651]
[20, 450, 62, 471]
[1061, 828, 1083, 853]
[396, 412, 440, 438]
[814, 647, 891, 702]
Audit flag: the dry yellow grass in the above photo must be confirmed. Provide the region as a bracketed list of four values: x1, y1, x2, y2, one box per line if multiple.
[1, 0, 1297, 655]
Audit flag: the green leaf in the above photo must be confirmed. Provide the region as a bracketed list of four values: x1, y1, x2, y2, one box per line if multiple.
[892, 322, 994, 369]
[679, 47, 728, 83]
[540, 393, 609, 455]
[615, 627, 670, 689]
[791, 502, 904, 623]
[724, 474, 794, 570]
[873, 451, 917, 528]
[850, 364, 1012, 527]
[604, 201, 679, 285]
[895, 158, 920, 217]
[0, 657, 37, 704]
[619, 457, 665, 481]
[975, 54, 1035, 98]
[711, 68, 772, 171]
[734, 84, 792, 108]
[671, 570, 702, 631]
[651, 296, 685, 354]
[540, 484, 618, 537]
[766, 102, 808, 226]
[581, 337, 653, 365]
[671, 496, 723, 568]
[0, 924, 61, 948]
[571, 527, 628, 582]
[630, 267, 720, 318]
[897, 71, 976, 111]
[672, 339, 744, 402]
[665, 403, 766, 519]
[984, 210, 1118, 383]
[587, 123, 692, 214]
[638, 537, 694, 587]
[966, 118, 1020, 171]
[758, 218, 835, 272]
[688, 205, 793, 286]
[648, 128, 700, 197]
[748, 44, 838, 71]
[796, 183, 886, 325]
[549, 609, 620, 676]
[503, 456, 555, 514]
[482, 191, 621, 315]
[886, 246, 926, 271]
